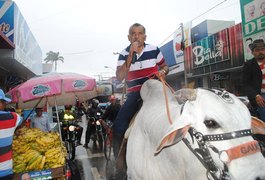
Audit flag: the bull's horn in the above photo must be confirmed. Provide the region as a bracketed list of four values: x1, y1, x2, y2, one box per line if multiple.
[174, 88, 197, 104]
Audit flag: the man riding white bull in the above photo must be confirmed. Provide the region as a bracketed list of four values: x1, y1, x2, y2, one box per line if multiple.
[113, 23, 169, 178]
[126, 79, 265, 180]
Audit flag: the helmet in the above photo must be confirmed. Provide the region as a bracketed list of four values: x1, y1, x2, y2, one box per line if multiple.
[92, 98, 99, 107]
[109, 95, 115, 101]
[65, 105, 72, 110]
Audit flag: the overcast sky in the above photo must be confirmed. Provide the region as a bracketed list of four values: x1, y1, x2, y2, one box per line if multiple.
[13, 0, 242, 80]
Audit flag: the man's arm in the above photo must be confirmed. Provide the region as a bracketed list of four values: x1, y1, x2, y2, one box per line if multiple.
[116, 53, 134, 81]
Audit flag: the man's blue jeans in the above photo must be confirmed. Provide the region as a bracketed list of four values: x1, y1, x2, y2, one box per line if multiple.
[113, 91, 141, 136]
[257, 94, 265, 122]
[112, 91, 141, 160]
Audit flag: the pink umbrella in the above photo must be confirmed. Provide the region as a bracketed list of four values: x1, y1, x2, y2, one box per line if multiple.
[8, 72, 97, 109]
[8, 72, 97, 142]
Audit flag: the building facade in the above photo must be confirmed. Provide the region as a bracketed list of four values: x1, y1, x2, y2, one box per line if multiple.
[0, 1, 42, 91]
[161, 20, 245, 95]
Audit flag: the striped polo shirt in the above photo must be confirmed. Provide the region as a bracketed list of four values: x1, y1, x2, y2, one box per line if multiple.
[117, 43, 165, 92]
[0, 111, 22, 177]
[258, 61, 265, 93]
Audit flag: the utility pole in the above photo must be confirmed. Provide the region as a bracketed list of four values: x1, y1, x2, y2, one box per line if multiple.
[180, 23, 188, 88]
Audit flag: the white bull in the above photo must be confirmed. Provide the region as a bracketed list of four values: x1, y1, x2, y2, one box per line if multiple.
[126, 79, 265, 180]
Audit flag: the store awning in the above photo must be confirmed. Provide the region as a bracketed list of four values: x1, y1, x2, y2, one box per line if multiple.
[0, 31, 15, 49]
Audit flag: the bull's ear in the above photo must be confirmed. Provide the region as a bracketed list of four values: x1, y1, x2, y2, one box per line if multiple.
[251, 116, 265, 135]
[155, 116, 191, 155]
[174, 88, 197, 104]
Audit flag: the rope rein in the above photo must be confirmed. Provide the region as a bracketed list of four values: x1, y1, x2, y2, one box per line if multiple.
[151, 73, 175, 125]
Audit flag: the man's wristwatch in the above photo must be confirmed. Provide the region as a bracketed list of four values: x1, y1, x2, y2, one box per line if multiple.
[161, 69, 167, 74]
[256, 94, 261, 99]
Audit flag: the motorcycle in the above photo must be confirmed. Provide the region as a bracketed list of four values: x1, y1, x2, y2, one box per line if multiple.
[89, 111, 104, 150]
[61, 113, 79, 160]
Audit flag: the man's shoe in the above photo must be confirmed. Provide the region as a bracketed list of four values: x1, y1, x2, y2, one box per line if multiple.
[109, 169, 127, 180]
[77, 141, 82, 145]
[83, 144, 88, 148]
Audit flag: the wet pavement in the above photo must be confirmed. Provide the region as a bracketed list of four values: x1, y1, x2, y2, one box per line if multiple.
[72, 116, 115, 180]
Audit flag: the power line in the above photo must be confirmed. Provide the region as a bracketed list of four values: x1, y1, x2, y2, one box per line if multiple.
[158, 0, 228, 47]
[62, 50, 94, 56]
[190, 0, 227, 22]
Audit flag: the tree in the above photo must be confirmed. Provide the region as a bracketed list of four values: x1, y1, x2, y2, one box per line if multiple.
[44, 51, 64, 72]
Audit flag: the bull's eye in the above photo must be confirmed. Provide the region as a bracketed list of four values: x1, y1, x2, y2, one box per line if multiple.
[204, 119, 220, 129]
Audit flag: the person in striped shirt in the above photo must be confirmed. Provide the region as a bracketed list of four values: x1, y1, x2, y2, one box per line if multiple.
[0, 89, 23, 179]
[112, 23, 168, 175]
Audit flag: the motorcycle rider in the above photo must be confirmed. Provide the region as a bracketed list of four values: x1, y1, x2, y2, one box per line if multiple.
[61, 105, 83, 145]
[101, 95, 121, 123]
[83, 98, 104, 149]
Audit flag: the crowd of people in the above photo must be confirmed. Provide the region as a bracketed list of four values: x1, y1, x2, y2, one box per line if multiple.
[1, 22, 265, 180]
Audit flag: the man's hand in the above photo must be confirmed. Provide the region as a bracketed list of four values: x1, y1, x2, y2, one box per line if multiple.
[158, 69, 166, 79]
[256, 95, 265, 107]
[130, 41, 140, 54]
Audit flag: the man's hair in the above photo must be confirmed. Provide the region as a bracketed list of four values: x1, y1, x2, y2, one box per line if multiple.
[35, 108, 43, 112]
[129, 23, 146, 35]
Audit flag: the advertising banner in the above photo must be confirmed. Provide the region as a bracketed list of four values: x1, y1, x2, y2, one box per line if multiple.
[172, 22, 192, 74]
[0, 1, 14, 43]
[185, 24, 244, 77]
[173, 27, 184, 68]
[173, 21, 192, 73]
[240, 0, 265, 61]
[192, 29, 230, 68]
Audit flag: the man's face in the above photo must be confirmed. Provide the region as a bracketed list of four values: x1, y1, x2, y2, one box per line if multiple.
[128, 26, 146, 46]
[252, 47, 265, 61]
[36, 109, 43, 117]
[248, 5, 255, 15]
[0, 100, 6, 110]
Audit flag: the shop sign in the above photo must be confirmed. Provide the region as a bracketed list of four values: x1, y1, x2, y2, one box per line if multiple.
[192, 40, 224, 66]
[0, 22, 10, 32]
[191, 29, 230, 68]
[212, 73, 229, 81]
[0, 1, 14, 42]
[185, 24, 244, 77]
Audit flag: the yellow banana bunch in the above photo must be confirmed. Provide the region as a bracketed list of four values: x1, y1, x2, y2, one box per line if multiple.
[13, 163, 26, 173]
[39, 156, 46, 170]
[12, 127, 67, 173]
[27, 154, 43, 171]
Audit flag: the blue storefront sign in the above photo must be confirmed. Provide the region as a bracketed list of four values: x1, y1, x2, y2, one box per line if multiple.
[0, 0, 14, 42]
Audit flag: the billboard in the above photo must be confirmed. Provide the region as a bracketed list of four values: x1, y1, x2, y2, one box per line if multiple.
[160, 40, 176, 67]
[0, 1, 14, 43]
[171, 22, 192, 74]
[185, 24, 244, 77]
[240, 0, 265, 61]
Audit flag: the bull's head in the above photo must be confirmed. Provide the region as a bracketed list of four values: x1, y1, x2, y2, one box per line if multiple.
[156, 89, 265, 153]
[155, 88, 265, 180]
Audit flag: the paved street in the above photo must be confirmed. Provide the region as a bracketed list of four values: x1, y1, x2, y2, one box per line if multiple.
[72, 116, 115, 180]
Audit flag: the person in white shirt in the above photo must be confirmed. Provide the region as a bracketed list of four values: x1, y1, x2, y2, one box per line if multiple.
[30, 108, 51, 132]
